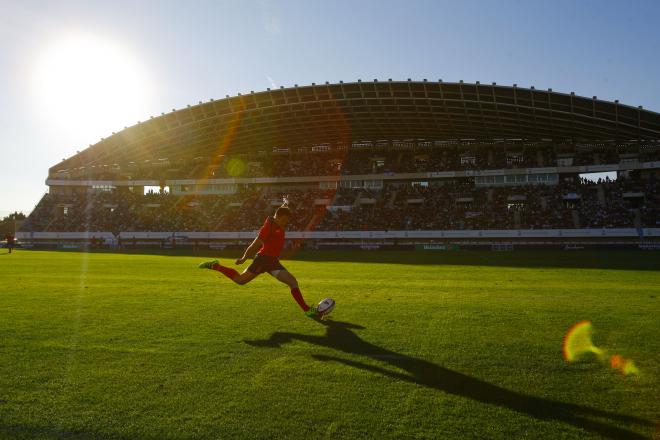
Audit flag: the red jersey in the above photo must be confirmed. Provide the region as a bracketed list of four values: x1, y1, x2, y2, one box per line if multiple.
[257, 216, 285, 257]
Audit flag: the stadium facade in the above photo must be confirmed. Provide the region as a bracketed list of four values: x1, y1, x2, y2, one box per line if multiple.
[18, 80, 660, 250]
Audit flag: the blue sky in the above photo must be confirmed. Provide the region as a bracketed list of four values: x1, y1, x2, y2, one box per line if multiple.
[1, 0, 659, 217]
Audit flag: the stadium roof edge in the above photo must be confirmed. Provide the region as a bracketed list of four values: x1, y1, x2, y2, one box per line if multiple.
[51, 80, 660, 173]
[171, 80, 660, 119]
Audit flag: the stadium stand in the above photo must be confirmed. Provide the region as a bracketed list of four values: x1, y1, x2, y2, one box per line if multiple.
[18, 80, 660, 248]
[19, 175, 659, 233]
[43, 146, 655, 181]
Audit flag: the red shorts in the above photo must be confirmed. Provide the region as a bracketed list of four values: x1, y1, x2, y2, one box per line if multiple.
[247, 254, 286, 275]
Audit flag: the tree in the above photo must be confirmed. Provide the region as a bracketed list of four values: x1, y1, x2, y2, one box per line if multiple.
[0, 212, 26, 236]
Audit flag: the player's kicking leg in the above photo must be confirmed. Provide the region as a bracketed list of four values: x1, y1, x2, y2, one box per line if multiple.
[199, 259, 257, 285]
[270, 268, 320, 318]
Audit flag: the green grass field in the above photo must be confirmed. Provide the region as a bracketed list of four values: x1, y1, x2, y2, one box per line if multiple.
[1, 250, 659, 439]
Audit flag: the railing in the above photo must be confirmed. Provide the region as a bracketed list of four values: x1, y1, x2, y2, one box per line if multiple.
[45, 161, 660, 188]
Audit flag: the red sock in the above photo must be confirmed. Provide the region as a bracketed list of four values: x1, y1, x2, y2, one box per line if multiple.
[212, 263, 239, 280]
[290, 287, 310, 311]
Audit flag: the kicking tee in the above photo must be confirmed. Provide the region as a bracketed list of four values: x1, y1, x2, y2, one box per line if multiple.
[257, 216, 285, 258]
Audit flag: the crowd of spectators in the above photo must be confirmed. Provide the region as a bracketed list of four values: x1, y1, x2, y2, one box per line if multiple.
[21, 175, 659, 233]
[50, 146, 660, 181]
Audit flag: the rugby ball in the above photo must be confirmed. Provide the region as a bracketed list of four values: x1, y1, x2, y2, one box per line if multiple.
[317, 298, 335, 316]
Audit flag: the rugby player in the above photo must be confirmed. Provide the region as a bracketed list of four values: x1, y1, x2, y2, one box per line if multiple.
[4, 233, 15, 254]
[198, 203, 321, 318]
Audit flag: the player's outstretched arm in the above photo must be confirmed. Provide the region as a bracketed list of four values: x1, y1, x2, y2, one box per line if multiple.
[236, 237, 264, 265]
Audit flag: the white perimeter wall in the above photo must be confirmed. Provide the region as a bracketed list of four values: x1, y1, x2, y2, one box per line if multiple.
[16, 228, 660, 240]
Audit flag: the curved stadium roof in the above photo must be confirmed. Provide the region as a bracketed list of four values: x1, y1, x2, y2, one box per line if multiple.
[52, 80, 660, 172]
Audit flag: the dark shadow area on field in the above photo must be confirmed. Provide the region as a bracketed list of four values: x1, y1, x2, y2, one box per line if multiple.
[22, 248, 660, 271]
[0, 423, 137, 440]
[245, 320, 653, 440]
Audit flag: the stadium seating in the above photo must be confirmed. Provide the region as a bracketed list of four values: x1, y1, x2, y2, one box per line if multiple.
[21, 173, 660, 233]
[47, 146, 656, 181]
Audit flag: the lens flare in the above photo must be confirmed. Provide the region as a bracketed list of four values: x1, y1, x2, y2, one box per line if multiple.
[562, 320, 604, 362]
[226, 158, 246, 177]
[610, 355, 640, 376]
[562, 320, 639, 376]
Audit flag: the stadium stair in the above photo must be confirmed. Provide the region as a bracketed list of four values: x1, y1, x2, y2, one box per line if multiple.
[634, 209, 642, 229]
[387, 190, 398, 208]
[597, 186, 606, 205]
[572, 210, 581, 228]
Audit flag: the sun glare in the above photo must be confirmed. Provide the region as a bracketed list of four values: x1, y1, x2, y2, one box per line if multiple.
[32, 34, 151, 143]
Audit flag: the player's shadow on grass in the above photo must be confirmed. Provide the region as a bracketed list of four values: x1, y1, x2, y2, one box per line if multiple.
[245, 320, 652, 440]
